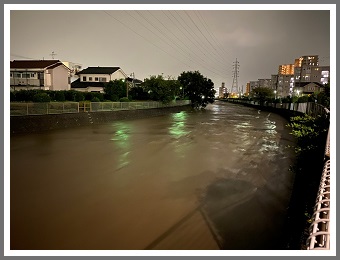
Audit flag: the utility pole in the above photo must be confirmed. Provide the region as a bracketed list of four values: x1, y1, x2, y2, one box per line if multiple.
[231, 58, 239, 96]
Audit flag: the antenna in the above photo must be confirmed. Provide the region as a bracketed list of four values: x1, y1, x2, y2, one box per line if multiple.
[50, 51, 57, 59]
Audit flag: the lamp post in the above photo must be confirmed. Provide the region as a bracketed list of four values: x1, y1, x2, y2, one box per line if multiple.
[274, 90, 277, 99]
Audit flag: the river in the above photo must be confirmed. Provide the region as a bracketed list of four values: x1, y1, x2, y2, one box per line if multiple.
[10, 101, 296, 250]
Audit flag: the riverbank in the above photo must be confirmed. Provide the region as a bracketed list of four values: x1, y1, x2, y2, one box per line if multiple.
[10, 105, 193, 135]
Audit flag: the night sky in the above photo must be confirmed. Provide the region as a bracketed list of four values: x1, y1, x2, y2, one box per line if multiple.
[10, 7, 331, 92]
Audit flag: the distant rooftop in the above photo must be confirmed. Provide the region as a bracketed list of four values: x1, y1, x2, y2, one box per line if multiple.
[77, 67, 121, 75]
[10, 60, 63, 69]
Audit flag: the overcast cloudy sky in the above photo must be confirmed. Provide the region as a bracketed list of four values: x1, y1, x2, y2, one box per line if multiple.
[10, 6, 331, 92]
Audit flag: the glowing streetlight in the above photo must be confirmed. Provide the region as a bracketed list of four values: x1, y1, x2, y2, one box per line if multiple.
[274, 90, 277, 99]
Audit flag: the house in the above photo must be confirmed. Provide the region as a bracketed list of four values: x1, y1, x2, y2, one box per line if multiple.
[297, 82, 324, 95]
[62, 61, 82, 83]
[10, 60, 71, 91]
[71, 67, 128, 93]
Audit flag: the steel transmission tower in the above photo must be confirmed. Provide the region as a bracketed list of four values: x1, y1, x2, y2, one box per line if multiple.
[231, 58, 239, 94]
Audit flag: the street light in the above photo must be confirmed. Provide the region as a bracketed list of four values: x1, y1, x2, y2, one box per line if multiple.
[274, 90, 277, 99]
[297, 90, 300, 97]
[180, 86, 184, 98]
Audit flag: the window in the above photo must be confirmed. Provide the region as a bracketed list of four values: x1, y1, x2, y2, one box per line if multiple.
[14, 73, 21, 78]
[83, 76, 86, 81]
[99, 77, 106, 82]
[95, 77, 98, 81]
[89, 77, 93, 81]
[22, 73, 30, 78]
[31, 73, 35, 77]
[10, 73, 12, 77]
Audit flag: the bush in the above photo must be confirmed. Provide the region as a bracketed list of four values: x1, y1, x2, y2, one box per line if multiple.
[74, 91, 84, 102]
[91, 97, 100, 102]
[119, 97, 130, 102]
[32, 93, 51, 102]
[10, 91, 15, 102]
[54, 91, 66, 101]
[297, 96, 308, 103]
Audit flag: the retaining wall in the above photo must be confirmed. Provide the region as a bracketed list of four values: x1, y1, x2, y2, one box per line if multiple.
[10, 105, 192, 135]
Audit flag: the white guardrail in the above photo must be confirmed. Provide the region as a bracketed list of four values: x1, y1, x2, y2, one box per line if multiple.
[306, 128, 331, 250]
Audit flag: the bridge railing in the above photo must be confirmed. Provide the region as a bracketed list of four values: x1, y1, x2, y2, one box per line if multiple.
[10, 100, 191, 116]
[223, 98, 331, 250]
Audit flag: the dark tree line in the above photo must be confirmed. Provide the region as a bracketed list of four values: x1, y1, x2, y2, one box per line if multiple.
[10, 71, 217, 109]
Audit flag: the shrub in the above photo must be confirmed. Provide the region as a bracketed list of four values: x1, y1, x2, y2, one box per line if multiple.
[297, 96, 308, 103]
[74, 91, 84, 102]
[91, 97, 100, 102]
[54, 91, 66, 101]
[32, 93, 51, 102]
[119, 97, 130, 102]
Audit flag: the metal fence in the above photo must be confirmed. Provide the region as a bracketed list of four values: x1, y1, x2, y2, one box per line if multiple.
[226, 99, 329, 118]
[10, 102, 79, 116]
[10, 100, 191, 116]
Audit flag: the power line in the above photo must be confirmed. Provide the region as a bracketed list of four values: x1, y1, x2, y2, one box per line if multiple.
[168, 11, 227, 70]
[102, 11, 194, 71]
[138, 11, 227, 76]
[184, 11, 227, 65]
[120, 11, 226, 78]
[194, 11, 232, 60]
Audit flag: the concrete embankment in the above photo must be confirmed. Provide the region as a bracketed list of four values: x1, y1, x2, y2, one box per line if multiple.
[10, 105, 192, 135]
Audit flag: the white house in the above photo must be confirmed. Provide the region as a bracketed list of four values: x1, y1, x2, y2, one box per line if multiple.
[10, 60, 70, 91]
[71, 67, 128, 93]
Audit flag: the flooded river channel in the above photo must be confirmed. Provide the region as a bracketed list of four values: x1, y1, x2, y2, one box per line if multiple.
[10, 101, 296, 250]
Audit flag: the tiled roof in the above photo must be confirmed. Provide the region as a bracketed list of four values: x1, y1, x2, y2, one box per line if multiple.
[10, 60, 62, 69]
[76, 67, 121, 75]
[46, 62, 69, 70]
[299, 82, 324, 88]
[71, 78, 106, 89]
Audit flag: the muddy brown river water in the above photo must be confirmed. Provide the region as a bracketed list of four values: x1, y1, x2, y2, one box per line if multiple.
[10, 101, 296, 250]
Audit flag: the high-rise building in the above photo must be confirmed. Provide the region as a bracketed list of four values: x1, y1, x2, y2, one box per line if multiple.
[294, 55, 319, 67]
[218, 82, 227, 98]
[278, 64, 295, 75]
[245, 82, 250, 95]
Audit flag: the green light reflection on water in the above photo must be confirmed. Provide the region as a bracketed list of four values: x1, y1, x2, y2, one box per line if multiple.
[110, 122, 132, 169]
[168, 111, 192, 159]
[169, 111, 189, 138]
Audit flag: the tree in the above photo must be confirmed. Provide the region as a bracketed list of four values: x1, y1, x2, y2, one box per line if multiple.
[177, 71, 215, 109]
[250, 87, 274, 105]
[104, 79, 126, 101]
[317, 82, 330, 109]
[129, 86, 150, 100]
[143, 75, 179, 104]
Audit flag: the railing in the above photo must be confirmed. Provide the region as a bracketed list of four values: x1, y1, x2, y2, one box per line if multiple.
[306, 127, 331, 250]
[223, 98, 331, 250]
[10, 100, 191, 116]
[224, 99, 329, 118]
[10, 102, 79, 116]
